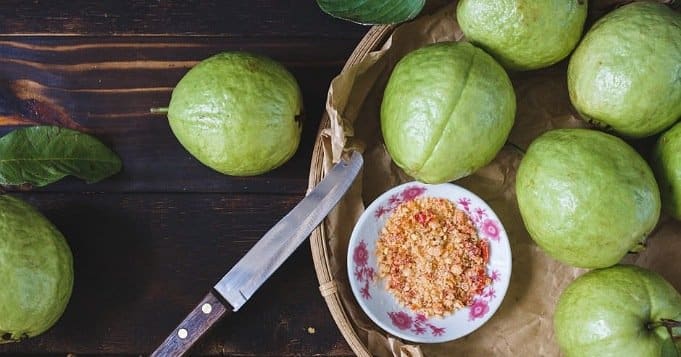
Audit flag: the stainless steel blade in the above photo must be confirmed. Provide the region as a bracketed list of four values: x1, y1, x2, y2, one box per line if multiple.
[214, 151, 362, 311]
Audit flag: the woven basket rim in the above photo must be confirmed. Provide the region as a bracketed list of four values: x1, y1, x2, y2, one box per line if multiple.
[307, 25, 395, 357]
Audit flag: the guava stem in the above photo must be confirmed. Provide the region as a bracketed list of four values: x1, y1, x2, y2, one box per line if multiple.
[663, 319, 681, 339]
[0, 183, 34, 193]
[149, 107, 169, 114]
[649, 319, 681, 340]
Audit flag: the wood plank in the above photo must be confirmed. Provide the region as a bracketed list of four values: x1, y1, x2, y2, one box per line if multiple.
[0, 36, 363, 194]
[0, 1, 367, 37]
[0, 192, 353, 356]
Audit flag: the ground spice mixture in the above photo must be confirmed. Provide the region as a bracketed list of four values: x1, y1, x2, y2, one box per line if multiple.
[376, 197, 491, 317]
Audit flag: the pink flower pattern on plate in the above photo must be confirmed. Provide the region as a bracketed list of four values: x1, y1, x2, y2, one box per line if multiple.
[388, 311, 412, 330]
[456, 196, 504, 245]
[483, 287, 497, 299]
[354, 185, 508, 339]
[353, 240, 374, 299]
[491, 269, 501, 282]
[457, 197, 471, 211]
[467, 283, 499, 321]
[447, 191, 506, 322]
[374, 185, 427, 218]
[468, 299, 490, 321]
[353, 240, 369, 266]
[388, 312, 446, 336]
[401, 186, 427, 201]
[481, 218, 501, 241]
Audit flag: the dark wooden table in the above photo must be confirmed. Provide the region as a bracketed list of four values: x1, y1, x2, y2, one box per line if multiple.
[0, 1, 367, 355]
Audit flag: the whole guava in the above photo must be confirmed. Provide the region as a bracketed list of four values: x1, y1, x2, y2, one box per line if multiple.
[568, 2, 681, 138]
[0, 195, 73, 343]
[381, 42, 516, 184]
[652, 121, 681, 221]
[168, 52, 303, 176]
[457, 0, 587, 71]
[554, 265, 681, 357]
[516, 129, 660, 268]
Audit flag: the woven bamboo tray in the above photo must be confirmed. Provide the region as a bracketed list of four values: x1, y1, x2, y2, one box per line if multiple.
[307, 3, 681, 356]
[307, 25, 394, 357]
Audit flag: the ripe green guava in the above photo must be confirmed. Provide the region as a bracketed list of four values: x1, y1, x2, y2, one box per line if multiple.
[653, 122, 681, 221]
[457, 0, 587, 71]
[516, 129, 661, 268]
[0, 195, 73, 343]
[554, 265, 681, 357]
[168, 52, 303, 176]
[381, 41, 516, 184]
[568, 2, 681, 138]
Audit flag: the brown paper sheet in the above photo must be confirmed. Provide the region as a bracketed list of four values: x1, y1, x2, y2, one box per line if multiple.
[319, 2, 681, 356]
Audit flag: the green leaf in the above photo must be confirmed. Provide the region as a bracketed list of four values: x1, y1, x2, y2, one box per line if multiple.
[0, 126, 122, 187]
[317, 0, 425, 25]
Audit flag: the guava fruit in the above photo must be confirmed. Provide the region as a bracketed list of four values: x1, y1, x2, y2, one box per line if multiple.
[516, 129, 660, 268]
[568, 2, 681, 138]
[653, 121, 681, 221]
[381, 41, 516, 184]
[457, 0, 587, 71]
[0, 195, 73, 343]
[168, 52, 303, 176]
[554, 265, 681, 357]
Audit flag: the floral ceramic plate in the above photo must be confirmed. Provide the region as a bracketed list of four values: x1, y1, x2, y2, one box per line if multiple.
[347, 182, 512, 343]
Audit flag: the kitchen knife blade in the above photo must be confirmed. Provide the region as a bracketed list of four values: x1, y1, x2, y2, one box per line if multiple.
[151, 151, 363, 357]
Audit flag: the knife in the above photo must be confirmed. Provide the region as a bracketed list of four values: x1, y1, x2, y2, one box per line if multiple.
[150, 151, 363, 357]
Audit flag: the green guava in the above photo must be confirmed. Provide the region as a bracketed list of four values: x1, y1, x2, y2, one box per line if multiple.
[0, 195, 73, 343]
[568, 2, 681, 138]
[168, 52, 303, 176]
[516, 129, 661, 269]
[457, 0, 587, 71]
[381, 41, 516, 184]
[554, 265, 681, 356]
[653, 121, 681, 221]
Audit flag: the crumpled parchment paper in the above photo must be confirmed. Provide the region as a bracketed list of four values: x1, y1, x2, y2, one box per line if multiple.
[317, 2, 681, 355]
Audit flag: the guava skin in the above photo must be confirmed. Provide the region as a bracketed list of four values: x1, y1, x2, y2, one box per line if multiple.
[168, 52, 303, 176]
[568, 2, 681, 138]
[516, 129, 661, 268]
[653, 122, 681, 221]
[0, 195, 73, 343]
[381, 42, 516, 184]
[457, 0, 587, 71]
[554, 265, 681, 357]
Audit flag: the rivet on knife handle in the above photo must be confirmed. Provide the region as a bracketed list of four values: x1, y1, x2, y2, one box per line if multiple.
[150, 292, 229, 357]
[151, 152, 363, 356]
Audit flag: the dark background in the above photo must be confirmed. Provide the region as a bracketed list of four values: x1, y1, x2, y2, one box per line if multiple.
[0, 1, 367, 355]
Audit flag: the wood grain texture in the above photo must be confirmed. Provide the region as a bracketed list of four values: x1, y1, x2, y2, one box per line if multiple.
[151, 292, 230, 357]
[0, 36, 362, 194]
[0, 2, 367, 355]
[308, 25, 395, 357]
[0, 1, 367, 37]
[0, 193, 353, 356]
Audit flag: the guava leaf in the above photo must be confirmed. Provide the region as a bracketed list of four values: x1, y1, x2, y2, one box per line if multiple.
[317, 0, 425, 25]
[0, 126, 122, 187]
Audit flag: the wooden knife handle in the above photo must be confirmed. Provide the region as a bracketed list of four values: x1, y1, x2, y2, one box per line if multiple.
[151, 291, 230, 357]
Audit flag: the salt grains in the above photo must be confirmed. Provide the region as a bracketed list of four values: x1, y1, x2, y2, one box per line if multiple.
[376, 197, 491, 317]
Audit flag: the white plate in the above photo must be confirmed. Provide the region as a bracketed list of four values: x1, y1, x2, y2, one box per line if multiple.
[347, 182, 512, 343]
